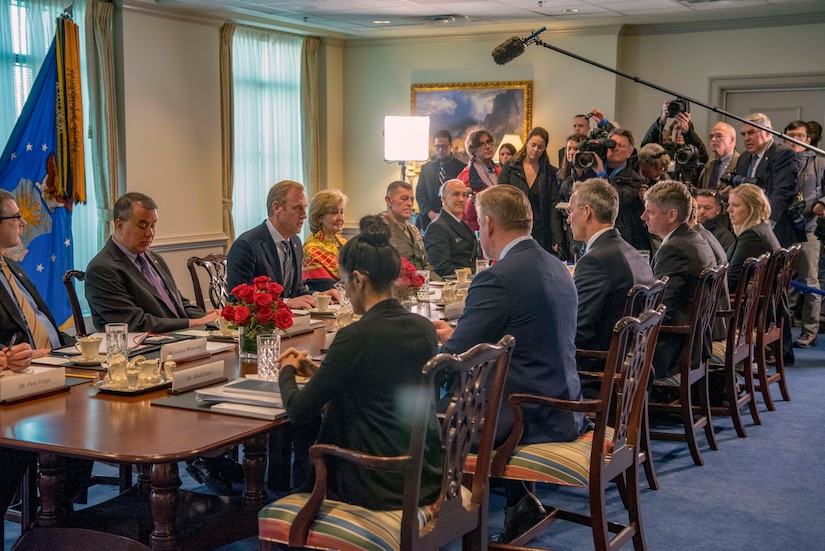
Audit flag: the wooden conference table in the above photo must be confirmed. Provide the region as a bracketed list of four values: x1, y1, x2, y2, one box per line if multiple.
[0, 324, 329, 551]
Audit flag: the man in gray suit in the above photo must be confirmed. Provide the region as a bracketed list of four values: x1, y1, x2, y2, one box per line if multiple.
[642, 181, 717, 378]
[86, 192, 217, 332]
[423, 179, 479, 277]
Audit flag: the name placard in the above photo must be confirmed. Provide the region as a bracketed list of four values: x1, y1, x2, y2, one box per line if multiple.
[170, 360, 226, 394]
[0, 366, 66, 403]
[443, 301, 465, 320]
[160, 337, 208, 363]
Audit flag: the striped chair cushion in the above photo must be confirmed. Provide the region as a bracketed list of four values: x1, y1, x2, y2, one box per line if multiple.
[465, 428, 614, 488]
[710, 340, 727, 366]
[258, 487, 471, 551]
[654, 373, 681, 386]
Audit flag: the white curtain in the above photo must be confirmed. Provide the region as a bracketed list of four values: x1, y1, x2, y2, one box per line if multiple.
[231, 25, 304, 236]
[0, 0, 101, 315]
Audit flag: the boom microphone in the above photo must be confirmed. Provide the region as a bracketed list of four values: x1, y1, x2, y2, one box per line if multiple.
[491, 27, 548, 65]
[492, 36, 525, 65]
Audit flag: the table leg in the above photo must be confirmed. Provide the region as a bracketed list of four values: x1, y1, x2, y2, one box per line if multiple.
[35, 452, 65, 527]
[242, 433, 267, 507]
[150, 462, 181, 550]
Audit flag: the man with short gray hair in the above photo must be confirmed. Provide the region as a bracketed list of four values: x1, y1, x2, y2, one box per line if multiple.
[433, 184, 590, 543]
[568, 178, 653, 373]
[423, 179, 479, 277]
[642, 181, 717, 377]
[734, 112, 798, 246]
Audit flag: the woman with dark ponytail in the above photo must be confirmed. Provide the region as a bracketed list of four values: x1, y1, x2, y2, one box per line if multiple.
[278, 215, 442, 509]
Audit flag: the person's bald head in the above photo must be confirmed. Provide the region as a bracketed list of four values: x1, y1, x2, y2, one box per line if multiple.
[709, 122, 737, 158]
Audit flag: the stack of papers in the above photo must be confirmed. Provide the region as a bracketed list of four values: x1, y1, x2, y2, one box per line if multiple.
[195, 378, 285, 420]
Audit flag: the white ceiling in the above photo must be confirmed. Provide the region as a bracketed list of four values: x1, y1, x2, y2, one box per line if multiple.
[143, 0, 825, 38]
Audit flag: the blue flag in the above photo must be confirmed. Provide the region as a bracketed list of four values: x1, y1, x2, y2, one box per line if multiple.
[0, 16, 85, 331]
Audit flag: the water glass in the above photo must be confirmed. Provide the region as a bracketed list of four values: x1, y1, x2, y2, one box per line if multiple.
[476, 258, 490, 273]
[639, 250, 651, 264]
[257, 334, 280, 382]
[416, 270, 430, 301]
[105, 323, 129, 363]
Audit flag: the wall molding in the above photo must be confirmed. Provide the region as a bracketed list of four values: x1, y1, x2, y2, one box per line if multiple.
[622, 12, 825, 37]
[151, 232, 228, 254]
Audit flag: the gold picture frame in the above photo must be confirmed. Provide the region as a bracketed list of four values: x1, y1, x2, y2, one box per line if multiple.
[411, 80, 533, 161]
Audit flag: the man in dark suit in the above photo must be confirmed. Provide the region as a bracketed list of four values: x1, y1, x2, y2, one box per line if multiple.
[85, 192, 217, 332]
[0, 190, 90, 510]
[568, 178, 653, 379]
[433, 185, 590, 542]
[423, 179, 479, 277]
[227, 180, 336, 309]
[415, 130, 465, 232]
[734, 113, 798, 247]
[642, 181, 717, 378]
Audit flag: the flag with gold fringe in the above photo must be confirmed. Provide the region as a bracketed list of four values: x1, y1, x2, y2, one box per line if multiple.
[0, 10, 85, 330]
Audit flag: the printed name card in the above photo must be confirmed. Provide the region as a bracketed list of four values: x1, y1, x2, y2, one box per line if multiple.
[170, 360, 226, 394]
[160, 337, 208, 363]
[0, 366, 66, 402]
[443, 301, 465, 320]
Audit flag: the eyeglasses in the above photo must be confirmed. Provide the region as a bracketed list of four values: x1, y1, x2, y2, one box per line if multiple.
[0, 213, 23, 221]
[786, 132, 808, 140]
[433, 144, 450, 149]
[479, 139, 494, 147]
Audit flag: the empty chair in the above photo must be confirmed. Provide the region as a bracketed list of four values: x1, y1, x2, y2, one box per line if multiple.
[62, 270, 88, 337]
[258, 335, 514, 551]
[187, 253, 228, 311]
[754, 245, 800, 410]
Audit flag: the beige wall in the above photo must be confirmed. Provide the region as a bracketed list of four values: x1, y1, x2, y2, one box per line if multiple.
[112, 9, 825, 296]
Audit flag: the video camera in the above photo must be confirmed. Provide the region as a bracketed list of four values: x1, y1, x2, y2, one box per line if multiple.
[572, 128, 616, 170]
[719, 172, 758, 188]
[667, 97, 690, 117]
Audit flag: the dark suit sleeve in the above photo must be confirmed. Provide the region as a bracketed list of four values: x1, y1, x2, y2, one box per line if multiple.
[423, 221, 458, 277]
[85, 259, 193, 333]
[653, 244, 692, 325]
[726, 230, 764, 290]
[415, 165, 438, 219]
[226, 236, 257, 294]
[641, 118, 663, 147]
[442, 269, 509, 354]
[545, 168, 564, 247]
[767, 146, 798, 225]
[573, 255, 610, 348]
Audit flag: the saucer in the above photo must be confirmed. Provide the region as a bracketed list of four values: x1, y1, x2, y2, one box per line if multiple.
[71, 355, 106, 367]
[209, 329, 238, 339]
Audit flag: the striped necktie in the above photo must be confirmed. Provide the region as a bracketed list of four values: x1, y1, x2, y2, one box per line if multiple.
[0, 258, 50, 349]
[438, 162, 447, 186]
[281, 240, 295, 293]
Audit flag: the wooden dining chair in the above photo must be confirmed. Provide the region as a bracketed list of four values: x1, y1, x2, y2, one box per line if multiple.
[258, 335, 515, 551]
[186, 253, 228, 311]
[62, 270, 88, 337]
[708, 255, 768, 437]
[484, 307, 664, 551]
[648, 264, 727, 467]
[577, 277, 668, 490]
[753, 245, 800, 410]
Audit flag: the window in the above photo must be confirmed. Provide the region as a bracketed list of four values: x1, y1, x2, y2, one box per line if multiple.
[231, 27, 305, 236]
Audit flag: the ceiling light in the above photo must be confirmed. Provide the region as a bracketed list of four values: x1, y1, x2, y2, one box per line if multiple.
[373, 20, 391, 25]
[562, 8, 579, 13]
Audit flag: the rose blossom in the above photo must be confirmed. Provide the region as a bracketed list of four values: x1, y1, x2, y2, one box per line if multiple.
[256, 306, 275, 324]
[253, 275, 271, 290]
[221, 305, 235, 321]
[274, 308, 294, 330]
[233, 305, 252, 326]
[254, 292, 274, 310]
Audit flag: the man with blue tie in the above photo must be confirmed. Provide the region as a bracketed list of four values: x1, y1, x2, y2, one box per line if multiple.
[734, 113, 798, 247]
[423, 179, 479, 277]
[85, 192, 218, 332]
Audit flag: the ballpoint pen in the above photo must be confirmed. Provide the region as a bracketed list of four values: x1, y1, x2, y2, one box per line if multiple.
[2, 332, 18, 350]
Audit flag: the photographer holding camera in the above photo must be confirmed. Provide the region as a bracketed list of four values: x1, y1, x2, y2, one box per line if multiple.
[641, 99, 709, 167]
[600, 128, 650, 251]
[783, 120, 825, 348]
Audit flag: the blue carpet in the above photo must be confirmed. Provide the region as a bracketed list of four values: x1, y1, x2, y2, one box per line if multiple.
[5, 327, 824, 550]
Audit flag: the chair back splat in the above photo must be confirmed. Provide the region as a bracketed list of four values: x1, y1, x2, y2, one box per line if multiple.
[187, 253, 228, 311]
[62, 269, 87, 337]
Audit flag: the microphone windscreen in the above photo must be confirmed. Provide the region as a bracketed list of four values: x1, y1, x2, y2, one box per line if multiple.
[491, 36, 525, 65]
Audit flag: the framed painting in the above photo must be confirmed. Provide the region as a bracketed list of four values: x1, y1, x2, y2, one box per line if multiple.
[411, 80, 532, 162]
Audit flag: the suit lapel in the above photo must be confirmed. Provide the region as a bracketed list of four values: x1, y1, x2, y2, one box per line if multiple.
[108, 240, 175, 314]
[0, 272, 27, 332]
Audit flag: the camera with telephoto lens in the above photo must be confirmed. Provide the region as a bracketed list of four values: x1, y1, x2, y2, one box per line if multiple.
[572, 128, 616, 170]
[719, 171, 758, 188]
[675, 145, 700, 167]
[667, 98, 690, 117]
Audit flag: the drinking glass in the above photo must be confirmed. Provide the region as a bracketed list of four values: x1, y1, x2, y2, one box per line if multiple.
[257, 334, 281, 382]
[105, 323, 129, 364]
[639, 250, 651, 264]
[416, 270, 430, 300]
[476, 258, 490, 273]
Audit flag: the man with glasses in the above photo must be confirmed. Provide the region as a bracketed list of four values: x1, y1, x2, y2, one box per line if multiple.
[699, 122, 739, 191]
[696, 190, 735, 250]
[415, 130, 465, 232]
[784, 120, 824, 348]
[423, 179, 479, 277]
[733, 113, 798, 247]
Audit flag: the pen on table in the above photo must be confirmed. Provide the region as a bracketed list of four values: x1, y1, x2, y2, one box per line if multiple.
[68, 373, 97, 380]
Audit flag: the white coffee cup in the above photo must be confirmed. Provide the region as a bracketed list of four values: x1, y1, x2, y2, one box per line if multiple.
[74, 336, 102, 360]
[315, 294, 331, 312]
[455, 268, 470, 284]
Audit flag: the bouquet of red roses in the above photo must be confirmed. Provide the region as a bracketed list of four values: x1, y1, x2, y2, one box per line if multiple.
[222, 276, 294, 335]
[396, 258, 425, 299]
